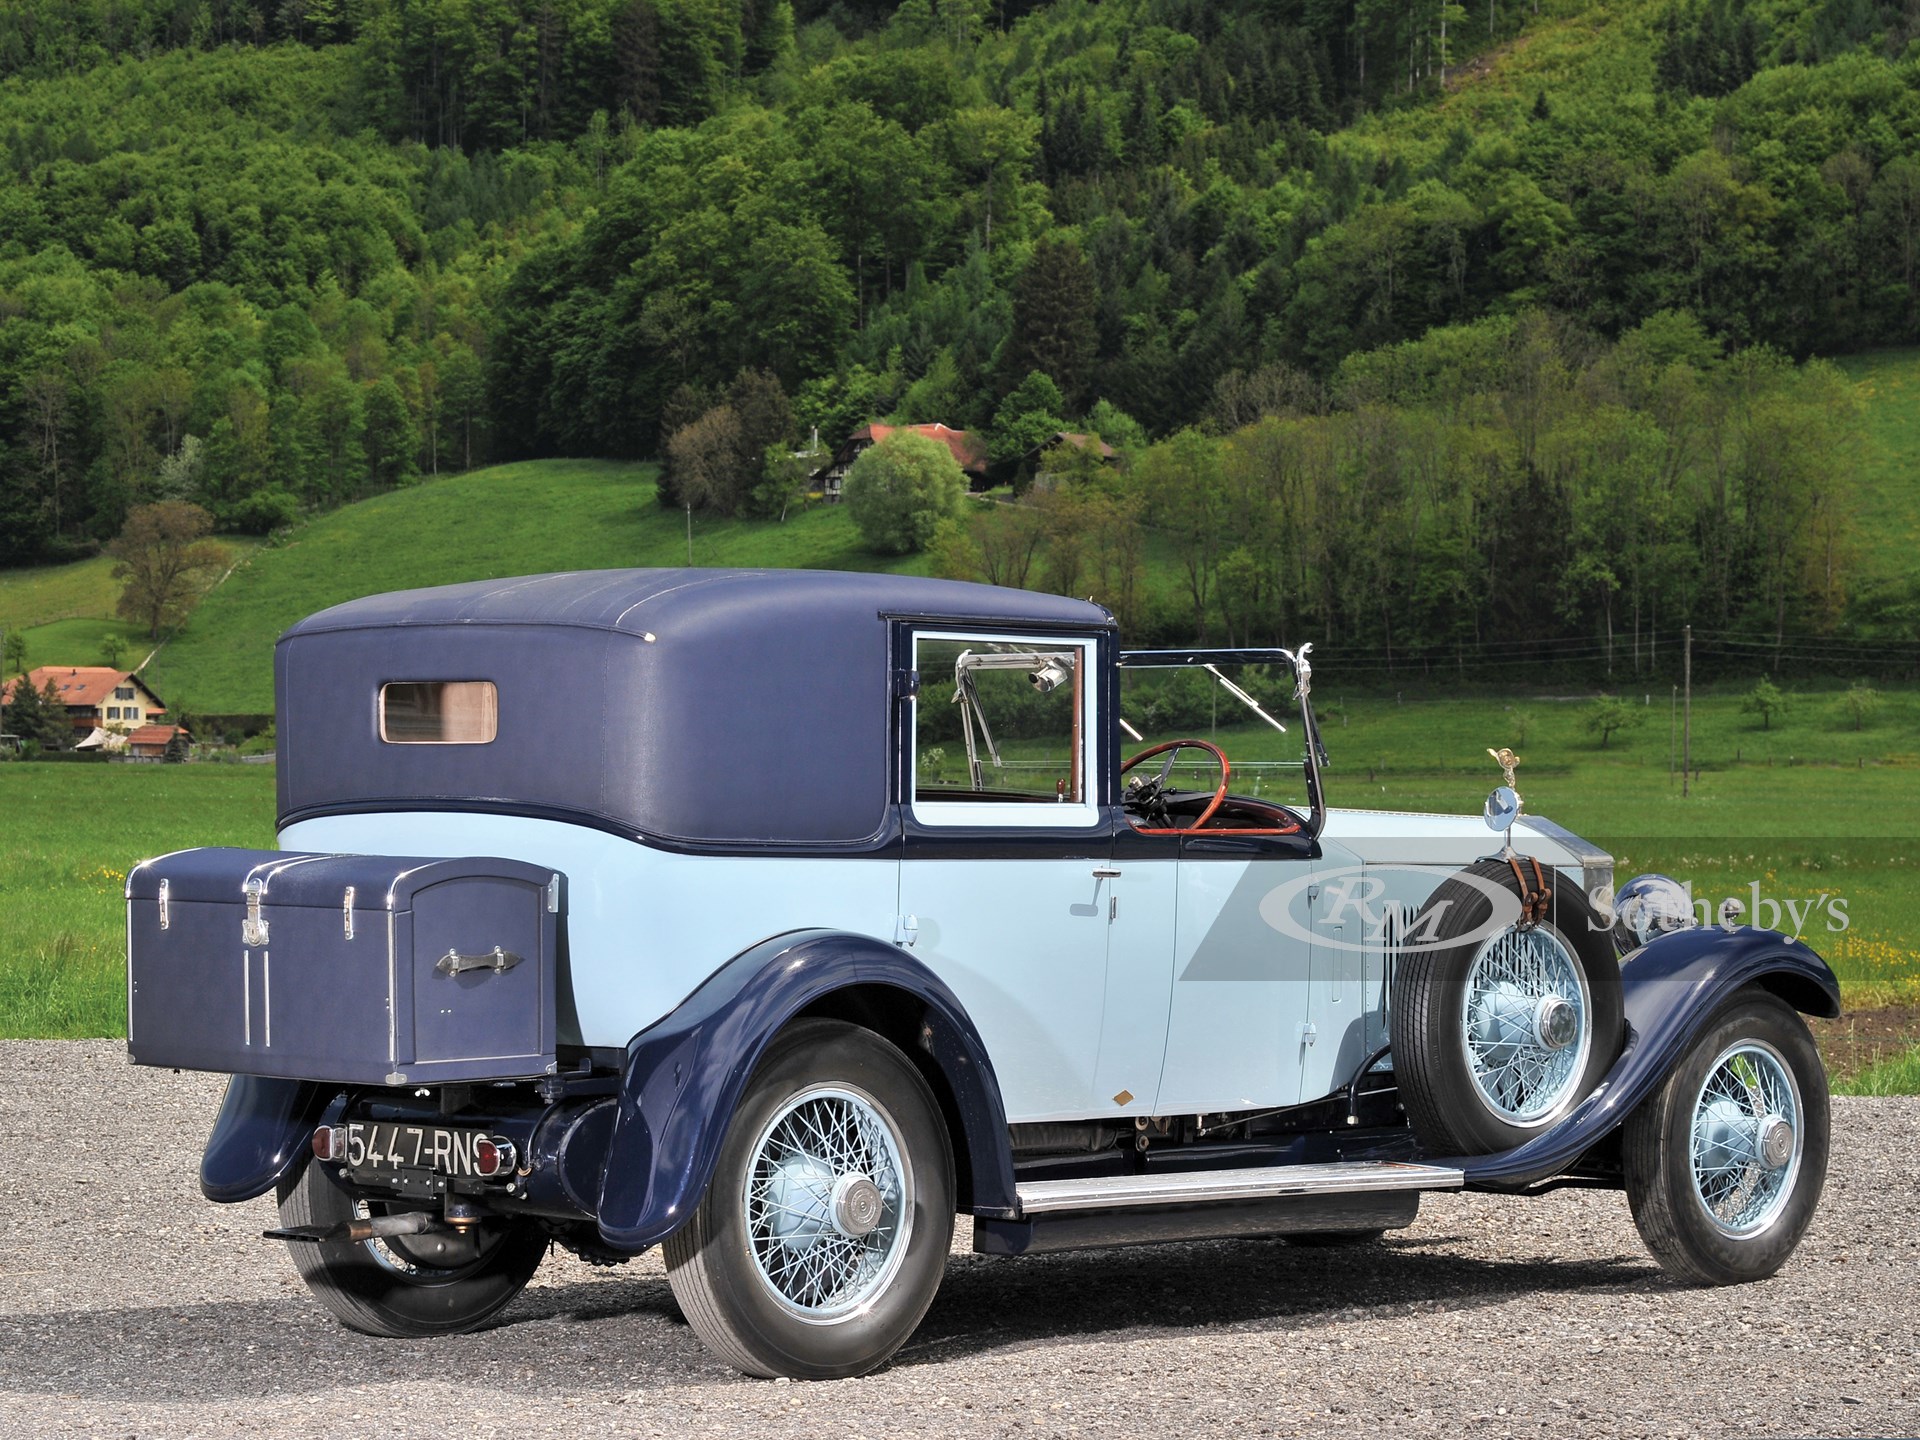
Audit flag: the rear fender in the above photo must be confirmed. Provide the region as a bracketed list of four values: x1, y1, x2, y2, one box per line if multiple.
[595, 929, 1015, 1252]
[200, 1074, 336, 1203]
[1452, 925, 1840, 1188]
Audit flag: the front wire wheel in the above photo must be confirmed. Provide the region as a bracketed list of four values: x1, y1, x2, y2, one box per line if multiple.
[1624, 989, 1830, 1285]
[665, 1020, 955, 1378]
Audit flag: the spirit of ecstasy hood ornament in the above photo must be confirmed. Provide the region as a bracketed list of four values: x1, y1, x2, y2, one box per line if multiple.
[1483, 747, 1523, 836]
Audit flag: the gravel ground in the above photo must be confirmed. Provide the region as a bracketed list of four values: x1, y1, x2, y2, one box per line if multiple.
[2, 1041, 1916, 1440]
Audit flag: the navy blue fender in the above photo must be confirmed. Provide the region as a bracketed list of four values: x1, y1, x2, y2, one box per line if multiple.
[1452, 926, 1841, 1187]
[199, 1074, 334, 1202]
[596, 929, 1016, 1252]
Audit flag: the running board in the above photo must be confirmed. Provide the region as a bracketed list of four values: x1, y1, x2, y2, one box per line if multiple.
[1014, 1159, 1464, 1215]
[977, 1161, 1462, 1258]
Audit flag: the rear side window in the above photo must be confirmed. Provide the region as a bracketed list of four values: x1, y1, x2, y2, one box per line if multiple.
[380, 681, 497, 744]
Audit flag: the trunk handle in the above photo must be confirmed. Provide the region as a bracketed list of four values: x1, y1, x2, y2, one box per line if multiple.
[436, 946, 523, 977]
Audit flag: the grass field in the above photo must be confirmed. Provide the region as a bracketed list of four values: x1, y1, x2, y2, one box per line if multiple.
[0, 764, 276, 1038]
[136, 460, 938, 713]
[1835, 347, 1920, 590]
[4, 683, 1914, 1091]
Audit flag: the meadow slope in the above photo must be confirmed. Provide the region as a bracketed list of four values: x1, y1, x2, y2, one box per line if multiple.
[137, 460, 936, 714]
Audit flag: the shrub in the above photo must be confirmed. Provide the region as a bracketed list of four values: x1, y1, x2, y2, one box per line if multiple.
[1583, 693, 1646, 749]
[842, 432, 967, 554]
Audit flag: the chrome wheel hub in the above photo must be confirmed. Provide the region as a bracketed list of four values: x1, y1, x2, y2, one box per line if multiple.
[1461, 926, 1592, 1126]
[1691, 1041, 1802, 1237]
[1534, 995, 1578, 1051]
[831, 1173, 885, 1238]
[742, 1086, 911, 1321]
[1757, 1114, 1795, 1170]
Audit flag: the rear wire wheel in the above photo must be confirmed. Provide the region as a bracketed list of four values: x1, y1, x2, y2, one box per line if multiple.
[276, 1160, 548, 1337]
[1392, 858, 1624, 1155]
[664, 1019, 955, 1378]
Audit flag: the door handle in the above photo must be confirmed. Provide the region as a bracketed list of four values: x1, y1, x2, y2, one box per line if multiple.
[1092, 867, 1121, 879]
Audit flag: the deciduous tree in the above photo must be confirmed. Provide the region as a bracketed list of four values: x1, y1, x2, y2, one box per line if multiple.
[107, 502, 231, 640]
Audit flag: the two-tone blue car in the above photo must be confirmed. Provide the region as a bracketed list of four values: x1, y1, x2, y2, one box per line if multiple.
[126, 569, 1836, 1378]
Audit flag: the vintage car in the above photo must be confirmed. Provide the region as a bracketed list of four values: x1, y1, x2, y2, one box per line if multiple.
[126, 569, 1837, 1378]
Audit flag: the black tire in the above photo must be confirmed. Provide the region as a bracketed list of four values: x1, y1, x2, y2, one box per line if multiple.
[1622, 988, 1829, 1286]
[663, 1019, 955, 1379]
[276, 1161, 548, 1338]
[1284, 1228, 1389, 1248]
[1392, 857, 1624, 1155]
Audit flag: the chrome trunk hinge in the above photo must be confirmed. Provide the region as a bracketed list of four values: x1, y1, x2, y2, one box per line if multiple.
[157, 878, 170, 930]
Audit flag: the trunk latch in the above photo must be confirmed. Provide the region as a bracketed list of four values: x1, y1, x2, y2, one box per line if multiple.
[241, 877, 269, 947]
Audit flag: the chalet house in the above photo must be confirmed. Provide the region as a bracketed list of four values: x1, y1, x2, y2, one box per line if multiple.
[815, 423, 991, 501]
[1018, 432, 1118, 490]
[2, 667, 168, 738]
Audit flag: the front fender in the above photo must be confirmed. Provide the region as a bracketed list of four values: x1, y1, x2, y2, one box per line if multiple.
[1452, 926, 1840, 1188]
[199, 1074, 333, 1202]
[595, 929, 1015, 1252]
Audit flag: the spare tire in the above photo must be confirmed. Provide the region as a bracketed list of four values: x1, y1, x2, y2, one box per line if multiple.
[1391, 857, 1623, 1156]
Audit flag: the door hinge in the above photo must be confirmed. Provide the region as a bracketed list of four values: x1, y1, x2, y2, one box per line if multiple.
[1297, 1021, 1318, 1048]
[895, 913, 920, 948]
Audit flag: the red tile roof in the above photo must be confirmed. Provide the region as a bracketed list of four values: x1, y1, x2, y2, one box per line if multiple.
[857, 423, 990, 476]
[1, 667, 165, 713]
[127, 723, 187, 750]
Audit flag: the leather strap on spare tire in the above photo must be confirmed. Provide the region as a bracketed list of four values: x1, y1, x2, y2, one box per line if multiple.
[1389, 857, 1625, 1157]
[1506, 853, 1551, 930]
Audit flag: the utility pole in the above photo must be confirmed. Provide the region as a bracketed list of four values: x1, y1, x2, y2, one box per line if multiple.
[1669, 684, 1677, 787]
[685, 501, 693, 567]
[1682, 623, 1692, 798]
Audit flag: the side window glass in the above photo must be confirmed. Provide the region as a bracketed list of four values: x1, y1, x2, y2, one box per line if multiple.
[911, 635, 1093, 821]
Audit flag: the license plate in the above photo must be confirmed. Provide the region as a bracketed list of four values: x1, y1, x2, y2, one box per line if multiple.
[345, 1121, 491, 1180]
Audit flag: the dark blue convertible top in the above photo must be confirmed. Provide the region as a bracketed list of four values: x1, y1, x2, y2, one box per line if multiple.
[277, 569, 1112, 847]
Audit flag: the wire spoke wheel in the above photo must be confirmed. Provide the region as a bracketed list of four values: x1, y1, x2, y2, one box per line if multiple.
[742, 1086, 912, 1321]
[1623, 989, 1829, 1287]
[1460, 925, 1592, 1126]
[1392, 859, 1623, 1156]
[275, 1162, 547, 1338]
[1688, 1040, 1803, 1238]
[663, 1020, 954, 1378]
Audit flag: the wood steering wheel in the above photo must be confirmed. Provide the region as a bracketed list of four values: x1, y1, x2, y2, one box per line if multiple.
[1120, 739, 1231, 833]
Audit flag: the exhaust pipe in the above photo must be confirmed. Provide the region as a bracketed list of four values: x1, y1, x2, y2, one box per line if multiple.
[264, 1211, 445, 1245]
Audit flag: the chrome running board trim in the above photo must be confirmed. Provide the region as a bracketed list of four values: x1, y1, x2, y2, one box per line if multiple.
[1014, 1160, 1464, 1215]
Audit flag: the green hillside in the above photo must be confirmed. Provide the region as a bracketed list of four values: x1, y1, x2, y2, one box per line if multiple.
[0, 540, 263, 676]
[1835, 348, 1920, 591]
[138, 459, 935, 714]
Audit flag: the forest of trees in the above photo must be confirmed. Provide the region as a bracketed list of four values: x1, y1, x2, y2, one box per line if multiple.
[3, 0, 1919, 654]
[935, 310, 1866, 666]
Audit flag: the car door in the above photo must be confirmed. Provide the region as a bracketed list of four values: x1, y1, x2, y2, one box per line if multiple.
[1146, 829, 1318, 1114]
[895, 627, 1119, 1123]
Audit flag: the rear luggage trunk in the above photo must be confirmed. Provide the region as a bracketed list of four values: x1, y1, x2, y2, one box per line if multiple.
[128, 848, 562, 1086]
